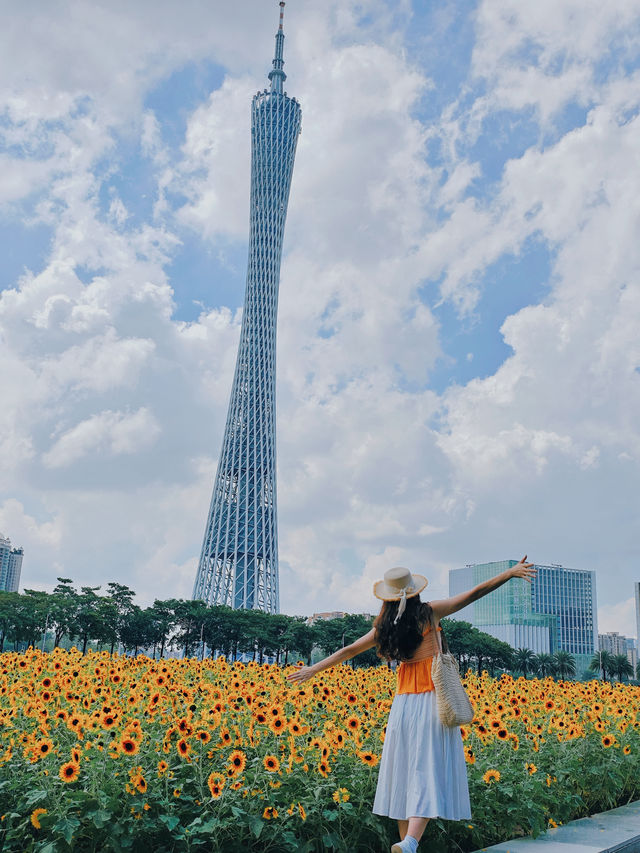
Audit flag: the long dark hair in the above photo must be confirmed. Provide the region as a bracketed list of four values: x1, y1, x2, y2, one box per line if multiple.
[373, 596, 433, 662]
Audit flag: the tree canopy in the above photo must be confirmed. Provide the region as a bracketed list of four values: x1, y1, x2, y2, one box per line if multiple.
[2, 583, 632, 685]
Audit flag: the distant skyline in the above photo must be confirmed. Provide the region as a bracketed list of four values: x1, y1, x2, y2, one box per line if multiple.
[0, 1, 639, 637]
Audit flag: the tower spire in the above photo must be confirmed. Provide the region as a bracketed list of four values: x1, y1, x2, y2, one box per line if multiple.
[268, 1, 287, 94]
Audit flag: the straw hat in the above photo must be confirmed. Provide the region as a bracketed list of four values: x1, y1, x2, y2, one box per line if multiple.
[373, 567, 428, 624]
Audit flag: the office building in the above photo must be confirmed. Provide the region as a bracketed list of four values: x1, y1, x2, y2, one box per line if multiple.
[307, 611, 347, 626]
[635, 582, 640, 655]
[0, 534, 23, 593]
[599, 631, 629, 656]
[449, 560, 598, 674]
[625, 637, 637, 673]
[307, 611, 375, 626]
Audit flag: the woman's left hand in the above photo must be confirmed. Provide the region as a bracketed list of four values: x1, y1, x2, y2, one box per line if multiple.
[510, 555, 536, 582]
[285, 664, 316, 684]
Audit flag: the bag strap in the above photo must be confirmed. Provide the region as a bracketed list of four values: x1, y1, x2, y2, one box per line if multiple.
[432, 614, 449, 654]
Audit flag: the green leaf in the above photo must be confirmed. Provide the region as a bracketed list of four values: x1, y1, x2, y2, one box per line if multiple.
[54, 816, 80, 844]
[191, 817, 221, 834]
[25, 789, 49, 806]
[159, 814, 181, 832]
[249, 815, 264, 839]
[88, 809, 112, 829]
[38, 844, 58, 853]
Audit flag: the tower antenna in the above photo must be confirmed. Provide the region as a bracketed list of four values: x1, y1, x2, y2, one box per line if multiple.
[269, 1, 287, 93]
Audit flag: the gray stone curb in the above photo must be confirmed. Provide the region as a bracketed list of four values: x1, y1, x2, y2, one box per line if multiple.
[472, 800, 640, 853]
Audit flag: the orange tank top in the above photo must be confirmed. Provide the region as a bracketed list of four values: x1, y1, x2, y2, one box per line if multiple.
[395, 623, 442, 695]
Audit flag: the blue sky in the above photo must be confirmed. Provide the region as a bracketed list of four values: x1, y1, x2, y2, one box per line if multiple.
[0, 0, 639, 640]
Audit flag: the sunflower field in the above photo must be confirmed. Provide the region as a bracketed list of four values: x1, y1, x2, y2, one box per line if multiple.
[1, 649, 639, 852]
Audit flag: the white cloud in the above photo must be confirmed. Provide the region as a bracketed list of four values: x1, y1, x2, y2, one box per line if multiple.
[436, 102, 640, 490]
[176, 76, 253, 239]
[40, 331, 155, 394]
[598, 597, 637, 640]
[0, 498, 62, 549]
[472, 0, 640, 122]
[0, 155, 56, 205]
[43, 408, 161, 469]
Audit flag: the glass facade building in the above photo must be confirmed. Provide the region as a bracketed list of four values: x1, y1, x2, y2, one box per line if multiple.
[449, 561, 557, 653]
[635, 582, 640, 653]
[625, 637, 638, 673]
[449, 560, 598, 673]
[192, 4, 301, 613]
[0, 534, 23, 593]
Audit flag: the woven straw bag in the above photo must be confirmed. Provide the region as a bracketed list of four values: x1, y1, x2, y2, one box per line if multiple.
[431, 622, 475, 727]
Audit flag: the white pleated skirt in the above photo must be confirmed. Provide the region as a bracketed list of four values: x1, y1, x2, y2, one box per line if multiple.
[372, 689, 472, 821]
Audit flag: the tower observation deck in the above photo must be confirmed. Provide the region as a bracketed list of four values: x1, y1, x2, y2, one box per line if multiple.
[192, 3, 301, 613]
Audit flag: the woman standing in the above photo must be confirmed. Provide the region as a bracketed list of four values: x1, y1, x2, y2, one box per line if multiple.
[286, 556, 535, 853]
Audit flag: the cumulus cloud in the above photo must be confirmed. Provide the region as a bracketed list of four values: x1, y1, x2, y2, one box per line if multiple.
[472, 0, 640, 122]
[42, 408, 162, 469]
[176, 76, 253, 239]
[0, 499, 62, 549]
[599, 597, 638, 640]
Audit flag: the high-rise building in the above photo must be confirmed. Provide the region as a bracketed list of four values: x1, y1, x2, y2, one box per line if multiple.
[598, 631, 629, 656]
[624, 637, 637, 673]
[449, 560, 598, 674]
[449, 561, 557, 653]
[0, 534, 23, 593]
[635, 582, 640, 651]
[307, 612, 347, 626]
[306, 611, 376, 626]
[193, 3, 301, 613]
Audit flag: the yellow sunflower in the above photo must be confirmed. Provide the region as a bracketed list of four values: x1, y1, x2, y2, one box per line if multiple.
[482, 769, 501, 784]
[59, 761, 80, 783]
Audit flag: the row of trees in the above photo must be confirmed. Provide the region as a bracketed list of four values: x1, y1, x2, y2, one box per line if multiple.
[587, 649, 636, 682]
[0, 581, 514, 672]
[512, 646, 638, 681]
[0, 580, 380, 666]
[513, 647, 578, 679]
[1, 581, 637, 682]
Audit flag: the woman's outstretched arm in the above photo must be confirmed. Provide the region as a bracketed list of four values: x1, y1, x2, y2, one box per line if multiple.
[285, 627, 376, 684]
[430, 555, 535, 621]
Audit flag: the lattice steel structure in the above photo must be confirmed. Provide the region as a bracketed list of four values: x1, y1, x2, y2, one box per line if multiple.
[192, 3, 301, 613]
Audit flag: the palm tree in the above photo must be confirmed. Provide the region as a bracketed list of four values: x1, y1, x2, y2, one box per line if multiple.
[552, 650, 576, 680]
[514, 648, 536, 678]
[610, 653, 634, 682]
[589, 650, 614, 681]
[533, 652, 557, 678]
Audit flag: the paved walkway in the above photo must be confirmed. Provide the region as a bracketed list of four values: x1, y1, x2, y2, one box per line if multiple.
[473, 800, 640, 853]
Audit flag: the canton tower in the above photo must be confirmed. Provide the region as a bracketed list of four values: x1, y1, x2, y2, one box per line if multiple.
[192, 2, 301, 613]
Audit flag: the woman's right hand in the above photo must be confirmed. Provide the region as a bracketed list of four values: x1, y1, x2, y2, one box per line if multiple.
[286, 664, 316, 684]
[510, 555, 536, 582]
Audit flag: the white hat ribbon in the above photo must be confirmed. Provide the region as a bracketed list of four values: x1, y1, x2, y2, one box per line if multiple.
[393, 586, 410, 624]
